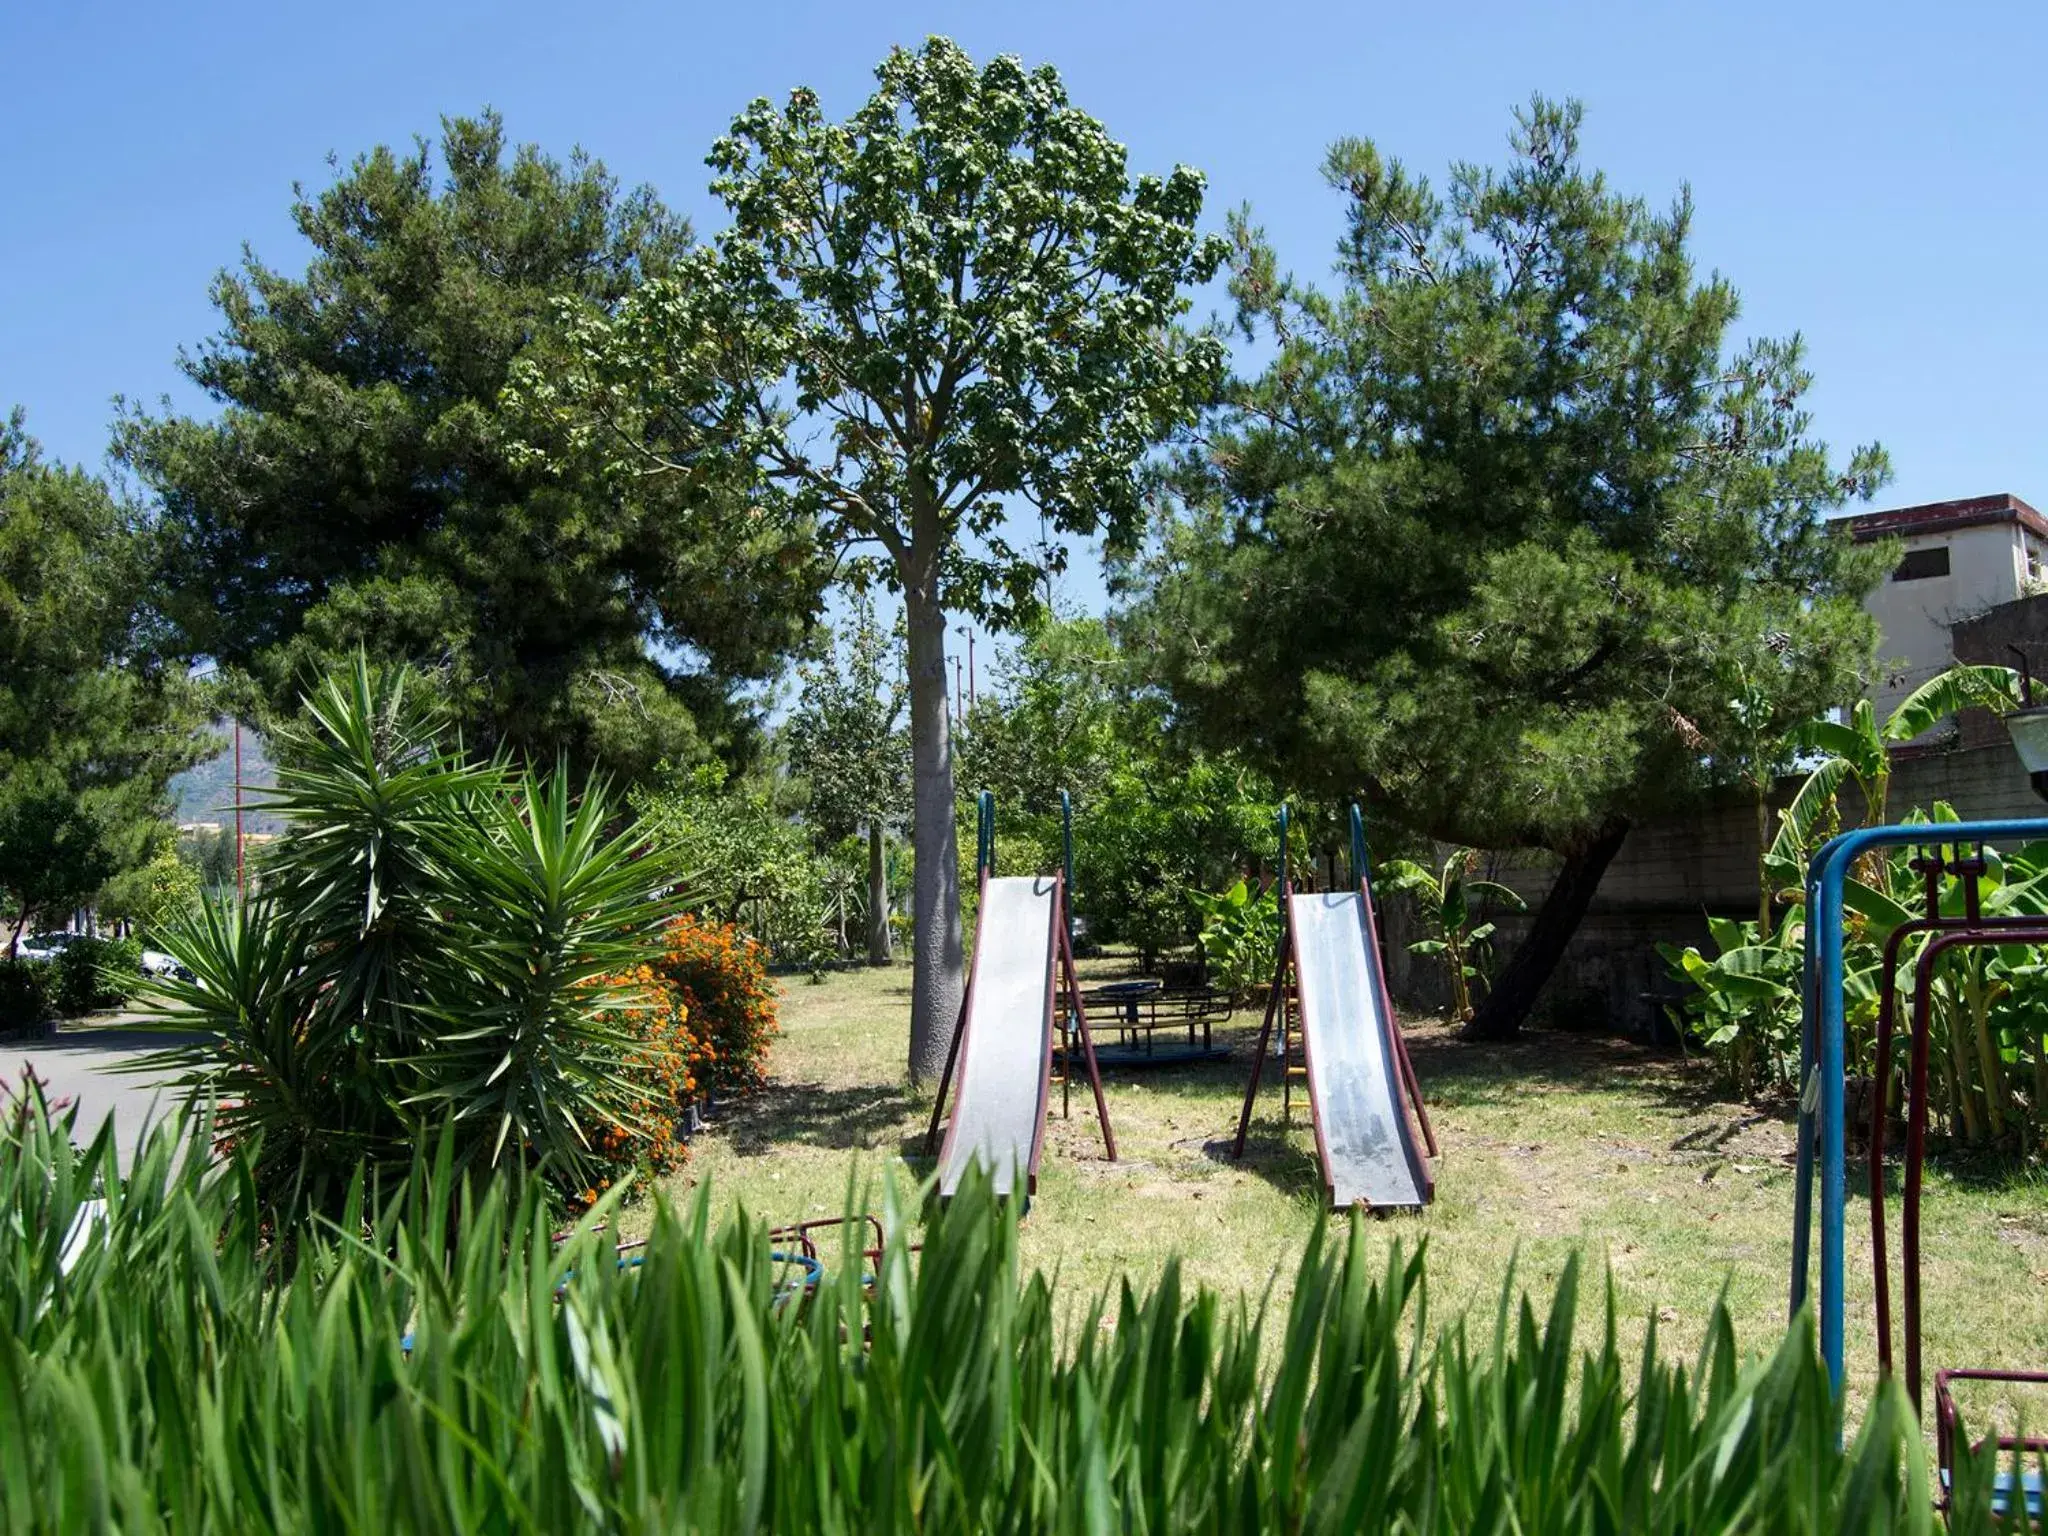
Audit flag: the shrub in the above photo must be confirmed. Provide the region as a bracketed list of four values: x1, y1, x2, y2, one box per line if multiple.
[0, 958, 53, 1031]
[1189, 877, 1280, 996]
[592, 964, 707, 1189]
[643, 913, 777, 1098]
[4, 1107, 2012, 1533]
[52, 935, 142, 1016]
[139, 657, 683, 1215]
[631, 765, 834, 972]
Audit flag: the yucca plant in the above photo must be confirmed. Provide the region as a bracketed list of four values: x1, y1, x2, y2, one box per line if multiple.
[6, 1095, 2037, 1533]
[136, 657, 684, 1213]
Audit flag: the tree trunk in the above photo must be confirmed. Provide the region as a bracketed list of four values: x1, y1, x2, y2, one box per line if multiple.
[1466, 820, 1630, 1040]
[904, 576, 964, 1082]
[866, 820, 891, 966]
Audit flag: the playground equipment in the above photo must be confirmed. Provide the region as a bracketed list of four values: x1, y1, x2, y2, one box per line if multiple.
[1233, 805, 1437, 1211]
[924, 792, 1116, 1198]
[1796, 819, 2048, 1517]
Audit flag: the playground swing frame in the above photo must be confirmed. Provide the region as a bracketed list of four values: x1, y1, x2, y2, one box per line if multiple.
[1798, 822, 2048, 1517]
[922, 790, 1117, 1190]
[1230, 804, 1437, 1178]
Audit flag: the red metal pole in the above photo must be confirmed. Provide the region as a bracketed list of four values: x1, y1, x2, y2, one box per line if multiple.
[1231, 946, 1291, 1160]
[1059, 883, 1116, 1161]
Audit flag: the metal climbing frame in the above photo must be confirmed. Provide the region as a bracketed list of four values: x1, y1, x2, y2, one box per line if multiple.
[1798, 821, 2048, 1516]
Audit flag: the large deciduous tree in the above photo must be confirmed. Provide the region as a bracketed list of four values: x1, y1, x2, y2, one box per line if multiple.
[1130, 99, 1891, 1037]
[521, 40, 1224, 1077]
[0, 410, 210, 950]
[116, 112, 823, 783]
[784, 595, 908, 966]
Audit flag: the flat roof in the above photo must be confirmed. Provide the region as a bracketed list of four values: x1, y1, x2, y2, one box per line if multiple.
[1841, 492, 2048, 543]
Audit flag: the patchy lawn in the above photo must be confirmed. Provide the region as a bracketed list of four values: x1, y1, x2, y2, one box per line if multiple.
[656, 957, 2048, 1432]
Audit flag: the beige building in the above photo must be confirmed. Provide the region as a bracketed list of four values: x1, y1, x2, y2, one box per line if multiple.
[1846, 493, 2048, 717]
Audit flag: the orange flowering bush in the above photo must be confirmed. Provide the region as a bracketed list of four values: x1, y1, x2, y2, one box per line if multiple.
[592, 964, 707, 1186]
[586, 917, 777, 1198]
[645, 914, 778, 1098]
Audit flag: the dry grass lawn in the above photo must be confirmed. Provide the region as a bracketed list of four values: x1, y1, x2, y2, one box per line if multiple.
[654, 955, 2048, 1434]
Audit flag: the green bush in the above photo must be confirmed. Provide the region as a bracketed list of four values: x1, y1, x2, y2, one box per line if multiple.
[6, 1100, 2025, 1533]
[1189, 877, 1280, 996]
[52, 935, 142, 1016]
[139, 658, 685, 1215]
[1667, 807, 2048, 1152]
[632, 765, 834, 973]
[0, 958, 53, 1031]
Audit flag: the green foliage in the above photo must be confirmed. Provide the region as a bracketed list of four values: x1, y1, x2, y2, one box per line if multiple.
[1766, 664, 2023, 889]
[1128, 99, 1891, 1031]
[518, 37, 1229, 1068]
[959, 617, 1280, 963]
[1381, 851, 1525, 1022]
[0, 959, 53, 1031]
[116, 112, 822, 784]
[785, 594, 907, 844]
[94, 844, 202, 939]
[0, 409, 212, 947]
[6, 1104, 2010, 1532]
[140, 658, 683, 1212]
[786, 596, 908, 964]
[520, 39, 1226, 628]
[1137, 97, 1889, 848]
[51, 935, 142, 1017]
[1669, 812, 2048, 1149]
[632, 765, 832, 973]
[1188, 879, 1280, 996]
[1659, 915, 1806, 1098]
[176, 824, 237, 894]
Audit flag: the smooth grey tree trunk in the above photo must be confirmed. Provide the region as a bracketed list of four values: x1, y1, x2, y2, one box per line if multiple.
[904, 577, 963, 1082]
[866, 820, 891, 966]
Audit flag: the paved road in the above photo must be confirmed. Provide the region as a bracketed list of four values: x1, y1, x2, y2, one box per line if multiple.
[3, 1022, 200, 1167]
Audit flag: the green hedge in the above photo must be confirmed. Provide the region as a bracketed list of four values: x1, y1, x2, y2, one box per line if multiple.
[0, 957, 53, 1031]
[52, 935, 142, 1017]
[1, 1101, 2036, 1533]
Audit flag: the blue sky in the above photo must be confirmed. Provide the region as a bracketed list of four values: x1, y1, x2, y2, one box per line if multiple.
[6, 0, 2044, 637]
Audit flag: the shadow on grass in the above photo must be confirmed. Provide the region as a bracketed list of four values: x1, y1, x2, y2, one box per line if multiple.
[1402, 1020, 1744, 1121]
[713, 1079, 919, 1157]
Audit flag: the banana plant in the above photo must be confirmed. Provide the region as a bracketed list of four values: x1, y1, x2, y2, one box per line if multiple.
[1379, 850, 1525, 1023]
[1765, 664, 2023, 895]
[1189, 878, 1281, 997]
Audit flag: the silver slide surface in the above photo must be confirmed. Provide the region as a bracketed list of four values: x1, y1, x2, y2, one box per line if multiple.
[1290, 891, 1432, 1210]
[937, 875, 1058, 1198]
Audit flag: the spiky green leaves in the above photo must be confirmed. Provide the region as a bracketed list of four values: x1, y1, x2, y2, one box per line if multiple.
[139, 658, 682, 1210]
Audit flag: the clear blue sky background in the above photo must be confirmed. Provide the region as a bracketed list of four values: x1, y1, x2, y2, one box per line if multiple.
[6, 0, 2044, 631]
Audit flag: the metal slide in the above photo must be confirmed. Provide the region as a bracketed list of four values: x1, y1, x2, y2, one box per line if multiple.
[936, 875, 1059, 1198]
[1291, 890, 1434, 1210]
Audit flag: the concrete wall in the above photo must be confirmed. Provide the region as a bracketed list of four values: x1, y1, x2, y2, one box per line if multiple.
[1435, 740, 2048, 1034]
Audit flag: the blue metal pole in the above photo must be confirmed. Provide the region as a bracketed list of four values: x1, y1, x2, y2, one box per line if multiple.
[978, 790, 995, 877]
[1349, 804, 1370, 890]
[1277, 803, 1291, 910]
[1795, 816, 2048, 1393]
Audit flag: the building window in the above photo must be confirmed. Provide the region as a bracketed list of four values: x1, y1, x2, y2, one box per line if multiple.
[1893, 546, 1951, 582]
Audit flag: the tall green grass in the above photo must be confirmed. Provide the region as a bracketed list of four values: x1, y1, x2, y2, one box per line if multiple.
[0, 1099, 2034, 1533]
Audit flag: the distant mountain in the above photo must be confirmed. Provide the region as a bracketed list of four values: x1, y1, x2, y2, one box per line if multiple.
[170, 725, 282, 834]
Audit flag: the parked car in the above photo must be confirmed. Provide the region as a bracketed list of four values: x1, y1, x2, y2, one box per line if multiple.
[139, 949, 193, 982]
[16, 932, 78, 962]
